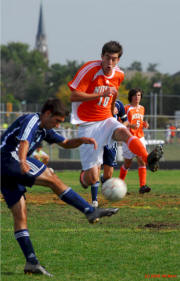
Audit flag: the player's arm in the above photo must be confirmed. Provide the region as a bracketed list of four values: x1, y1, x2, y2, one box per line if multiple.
[18, 140, 30, 173]
[33, 153, 41, 161]
[122, 120, 129, 127]
[58, 137, 97, 150]
[111, 94, 117, 115]
[127, 122, 138, 129]
[143, 107, 149, 129]
[143, 121, 149, 129]
[70, 88, 117, 102]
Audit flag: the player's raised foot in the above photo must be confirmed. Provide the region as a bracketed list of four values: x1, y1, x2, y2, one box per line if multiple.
[80, 170, 88, 189]
[86, 207, 119, 224]
[139, 185, 151, 194]
[24, 262, 53, 277]
[147, 145, 163, 172]
[92, 200, 98, 208]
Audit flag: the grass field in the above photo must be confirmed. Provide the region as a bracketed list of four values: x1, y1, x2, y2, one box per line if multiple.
[1, 170, 180, 281]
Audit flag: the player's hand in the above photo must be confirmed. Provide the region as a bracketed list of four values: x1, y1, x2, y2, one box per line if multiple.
[113, 106, 118, 115]
[20, 160, 30, 174]
[102, 87, 117, 97]
[82, 137, 98, 150]
[131, 124, 138, 129]
[143, 121, 149, 129]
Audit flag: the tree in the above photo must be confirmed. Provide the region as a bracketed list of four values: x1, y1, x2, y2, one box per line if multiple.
[1, 42, 49, 103]
[55, 83, 72, 111]
[124, 72, 150, 94]
[147, 63, 158, 72]
[127, 61, 142, 72]
[117, 84, 129, 105]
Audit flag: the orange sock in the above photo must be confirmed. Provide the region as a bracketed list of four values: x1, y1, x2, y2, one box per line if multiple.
[127, 136, 148, 163]
[138, 166, 146, 187]
[119, 165, 128, 180]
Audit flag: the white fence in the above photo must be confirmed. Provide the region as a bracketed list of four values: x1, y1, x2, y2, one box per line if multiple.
[1, 126, 180, 162]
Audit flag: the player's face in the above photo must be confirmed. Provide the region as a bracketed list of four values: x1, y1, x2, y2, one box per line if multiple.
[41, 111, 65, 129]
[101, 52, 120, 76]
[131, 92, 141, 105]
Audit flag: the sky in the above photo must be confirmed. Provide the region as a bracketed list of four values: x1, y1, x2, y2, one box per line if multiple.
[1, 0, 180, 74]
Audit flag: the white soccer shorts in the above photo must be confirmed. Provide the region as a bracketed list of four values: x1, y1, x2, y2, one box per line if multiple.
[78, 117, 125, 170]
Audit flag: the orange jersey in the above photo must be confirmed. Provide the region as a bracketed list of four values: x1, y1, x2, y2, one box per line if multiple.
[68, 60, 124, 124]
[125, 104, 145, 138]
[170, 126, 176, 136]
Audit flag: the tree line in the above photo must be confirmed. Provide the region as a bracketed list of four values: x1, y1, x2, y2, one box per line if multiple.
[1, 42, 180, 116]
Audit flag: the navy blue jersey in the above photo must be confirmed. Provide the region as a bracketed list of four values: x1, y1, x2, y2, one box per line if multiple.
[0, 113, 65, 157]
[114, 100, 127, 122]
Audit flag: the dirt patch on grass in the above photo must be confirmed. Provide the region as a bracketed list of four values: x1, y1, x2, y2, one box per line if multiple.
[17, 193, 180, 209]
[1, 193, 180, 209]
[143, 222, 180, 229]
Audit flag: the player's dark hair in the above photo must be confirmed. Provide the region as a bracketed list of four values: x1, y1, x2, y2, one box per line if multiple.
[128, 88, 143, 103]
[41, 98, 69, 117]
[102, 41, 123, 58]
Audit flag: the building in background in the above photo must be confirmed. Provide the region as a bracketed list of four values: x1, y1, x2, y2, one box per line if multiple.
[35, 1, 48, 61]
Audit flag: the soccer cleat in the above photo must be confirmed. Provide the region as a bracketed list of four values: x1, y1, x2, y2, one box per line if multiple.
[24, 262, 53, 277]
[139, 185, 151, 194]
[92, 200, 98, 208]
[86, 207, 119, 224]
[80, 170, 88, 189]
[147, 145, 163, 172]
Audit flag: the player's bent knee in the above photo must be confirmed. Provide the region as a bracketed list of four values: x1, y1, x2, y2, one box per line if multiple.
[113, 127, 131, 142]
[35, 168, 57, 186]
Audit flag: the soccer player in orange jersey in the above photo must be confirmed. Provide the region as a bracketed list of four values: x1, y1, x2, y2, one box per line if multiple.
[119, 88, 151, 194]
[68, 41, 163, 197]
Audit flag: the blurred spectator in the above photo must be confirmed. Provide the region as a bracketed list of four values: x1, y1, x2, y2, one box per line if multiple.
[169, 124, 176, 143]
[32, 143, 49, 165]
[165, 125, 171, 144]
[2, 123, 8, 129]
[66, 127, 72, 138]
[176, 128, 180, 143]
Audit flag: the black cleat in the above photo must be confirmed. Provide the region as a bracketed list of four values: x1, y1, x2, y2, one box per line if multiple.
[24, 262, 53, 277]
[139, 185, 151, 194]
[80, 170, 88, 189]
[86, 207, 119, 224]
[147, 145, 163, 172]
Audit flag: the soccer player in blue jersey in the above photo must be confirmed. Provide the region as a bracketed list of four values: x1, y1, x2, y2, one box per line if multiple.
[0, 98, 119, 276]
[90, 100, 128, 207]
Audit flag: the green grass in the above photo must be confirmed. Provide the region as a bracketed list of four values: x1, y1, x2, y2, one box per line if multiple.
[1, 170, 180, 281]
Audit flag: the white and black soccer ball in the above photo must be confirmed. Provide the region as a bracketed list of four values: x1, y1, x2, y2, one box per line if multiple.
[102, 177, 127, 202]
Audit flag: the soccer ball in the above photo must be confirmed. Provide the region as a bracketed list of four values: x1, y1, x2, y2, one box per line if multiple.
[102, 178, 127, 202]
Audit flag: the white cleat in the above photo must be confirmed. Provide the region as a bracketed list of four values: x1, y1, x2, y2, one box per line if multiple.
[92, 201, 98, 208]
[24, 262, 53, 277]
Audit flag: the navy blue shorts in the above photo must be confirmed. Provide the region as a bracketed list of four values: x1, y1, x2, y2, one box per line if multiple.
[1, 153, 46, 208]
[103, 144, 117, 167]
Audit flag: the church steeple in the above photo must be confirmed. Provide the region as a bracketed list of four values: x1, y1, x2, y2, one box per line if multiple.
[35, 2, 48, 60]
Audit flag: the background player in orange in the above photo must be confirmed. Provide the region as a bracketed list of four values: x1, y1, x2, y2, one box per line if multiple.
[68, 41, 163, 194]
[119, 88, 151, 194]
[169, 124, 176, 143]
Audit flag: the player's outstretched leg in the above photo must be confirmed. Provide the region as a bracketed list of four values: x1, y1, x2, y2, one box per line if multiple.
[24, 262, 53, 277]
[147, 145, 163, 172]
[59, 187, 119, 224]
[127, 136, 163, 172]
